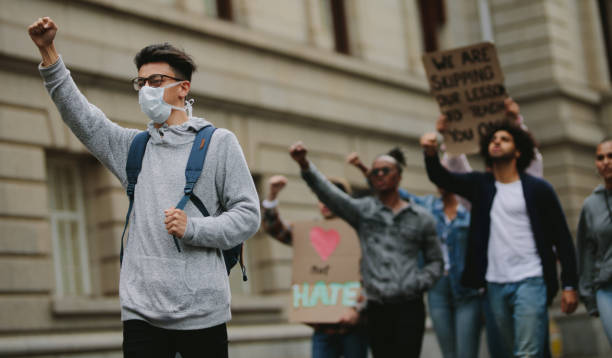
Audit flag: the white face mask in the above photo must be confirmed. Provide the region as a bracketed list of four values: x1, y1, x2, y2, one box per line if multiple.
[138, 81, 192, 124]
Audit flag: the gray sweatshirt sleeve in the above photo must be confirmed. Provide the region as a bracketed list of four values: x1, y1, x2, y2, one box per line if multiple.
[181, 131, 261, 250]
[416, 215, 444, 292]
[300, 162, 362, 228]
[576, 203, 599, 316]
[39, 56, 138, 185]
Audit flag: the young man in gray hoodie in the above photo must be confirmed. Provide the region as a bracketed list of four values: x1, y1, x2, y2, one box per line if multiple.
[28, 17, 260, 357]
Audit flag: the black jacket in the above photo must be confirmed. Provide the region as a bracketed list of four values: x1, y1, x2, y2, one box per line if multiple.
[425, 154, 578, 305]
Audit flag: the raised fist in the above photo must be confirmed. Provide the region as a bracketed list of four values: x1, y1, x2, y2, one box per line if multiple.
[267, 175, 288, 201]
[28, 17, 57, 49]
[420, 132, 439, 156]
[346, 152, 369, 176]
[346, 152, 361, 166]
[289, 141, 309, 170]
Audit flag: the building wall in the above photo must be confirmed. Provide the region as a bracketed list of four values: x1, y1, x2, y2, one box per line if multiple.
[0, 0, 610, 356]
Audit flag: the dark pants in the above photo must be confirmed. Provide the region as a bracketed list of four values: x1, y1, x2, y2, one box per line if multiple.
[366, 297, 425, 358]
[122, 320, 228, 358]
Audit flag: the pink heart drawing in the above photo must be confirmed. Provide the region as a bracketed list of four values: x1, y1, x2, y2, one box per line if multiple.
[309, 227, 341, 261]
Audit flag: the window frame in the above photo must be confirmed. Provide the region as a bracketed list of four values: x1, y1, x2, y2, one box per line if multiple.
[330, 0, 350, 54]
[47, 157, 92, 297]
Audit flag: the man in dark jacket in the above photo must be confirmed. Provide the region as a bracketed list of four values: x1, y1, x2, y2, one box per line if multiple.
[420, 121, 579, 358]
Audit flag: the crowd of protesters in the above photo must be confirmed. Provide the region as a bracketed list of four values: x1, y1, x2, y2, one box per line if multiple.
[28, 14, 611, 358]
[275, 97, 612, 358]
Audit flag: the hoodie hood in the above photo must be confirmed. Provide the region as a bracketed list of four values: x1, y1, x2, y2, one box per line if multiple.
[147, 116, 212, 145]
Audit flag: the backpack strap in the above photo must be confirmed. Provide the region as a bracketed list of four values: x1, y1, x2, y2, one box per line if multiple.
[175, 125, 216, 210]
[174, 126, 247, 281]
[121, 131, 150, 265]
[173, 125, 216, 253]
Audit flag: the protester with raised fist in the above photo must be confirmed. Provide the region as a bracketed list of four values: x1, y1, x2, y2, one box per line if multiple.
[347, 148, 486, 358]
[289, 141, 443, 358]
[28, 17, 260, 358]
[421, 120, 579, 358]
[261, 175, 368, 358]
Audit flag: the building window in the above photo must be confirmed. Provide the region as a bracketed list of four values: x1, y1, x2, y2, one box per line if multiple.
[599, 0, 612, 81]
[329, 0, 350, 54]
[418, 0, 446, 52]
[47, 158, 91, 297]
[203, 0, 233, 21]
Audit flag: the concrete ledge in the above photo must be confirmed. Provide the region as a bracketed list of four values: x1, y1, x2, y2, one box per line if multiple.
[229, 323, 312, 342]
[52, 297, 120, 316]
[231, 295, 285, 313]
[0, 331, 121, 356]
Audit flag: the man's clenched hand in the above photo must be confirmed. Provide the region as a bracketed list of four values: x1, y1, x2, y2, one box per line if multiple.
[164, 207, 188, 238]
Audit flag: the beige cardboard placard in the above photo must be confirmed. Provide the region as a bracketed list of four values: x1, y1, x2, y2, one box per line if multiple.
[288, 218, 361, 323]
[422, 42, 508, 154]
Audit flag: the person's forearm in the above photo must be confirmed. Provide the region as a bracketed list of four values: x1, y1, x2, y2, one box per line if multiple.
[298, 159, 309, 171]
[576, 212, 597, 313]
[548, 192, 579, 289]
[442, 153, 472, 174]
[262, 207, 293, 246]
[416, 229, 444, 291]
[182, 131, 261, 249]
[356, 163, 368, 176]
[267, 191, 278, 201]
[184, 206, 260, 249]
[38, 44, 59, 67]
[301, 162, 361, 227]
[39, 57, 138, 183]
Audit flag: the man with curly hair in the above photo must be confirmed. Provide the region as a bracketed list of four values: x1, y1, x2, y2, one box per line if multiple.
[420, 121, 579, 358]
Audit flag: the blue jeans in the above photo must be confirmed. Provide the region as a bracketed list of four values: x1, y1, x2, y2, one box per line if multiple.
[596, 283, 612, 344]
[428, 275, 482, 358]
[312, 329, 368, 358]
[481, 294, 511, 358]
[487, 277, 548, 358]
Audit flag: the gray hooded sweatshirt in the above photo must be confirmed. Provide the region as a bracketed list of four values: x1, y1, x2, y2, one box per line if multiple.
[577, 184, 612, 316]
[40, 57, 261, 330]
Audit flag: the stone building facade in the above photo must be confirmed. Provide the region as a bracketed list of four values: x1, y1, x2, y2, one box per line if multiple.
[0, 0, 610, 357]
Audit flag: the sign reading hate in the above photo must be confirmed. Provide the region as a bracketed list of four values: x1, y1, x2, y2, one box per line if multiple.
[422, 42, 508, 154]
[289, 218, 362, 323]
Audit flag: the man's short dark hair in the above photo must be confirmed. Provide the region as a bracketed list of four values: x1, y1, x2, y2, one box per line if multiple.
[134, 43, 197, 81]
[479, 120, 537, 173]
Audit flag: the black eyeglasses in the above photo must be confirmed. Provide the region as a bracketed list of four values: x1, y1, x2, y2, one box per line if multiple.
[369, 167, 395, 177]
[131, 74, 185, 91]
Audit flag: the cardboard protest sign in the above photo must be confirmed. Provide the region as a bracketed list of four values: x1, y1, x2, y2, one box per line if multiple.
[288, 218, 361, 323]
[422, 42, 508, 154]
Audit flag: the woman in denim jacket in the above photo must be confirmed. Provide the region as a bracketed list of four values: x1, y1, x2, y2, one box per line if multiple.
[403, 188, 482, 358]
